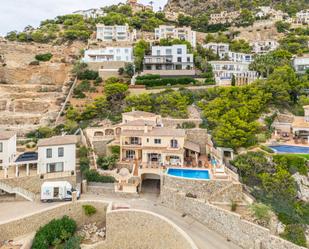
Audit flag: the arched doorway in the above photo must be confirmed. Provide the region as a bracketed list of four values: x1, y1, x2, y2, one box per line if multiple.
[140, 173, 161, 196]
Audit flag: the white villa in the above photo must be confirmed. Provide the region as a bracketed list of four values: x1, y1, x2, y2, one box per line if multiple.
[142, 44, 194, 76]
[0, 131, 16, 171]
[250, 40, 279, 54]
[83, 47, 133, 63]
[73, 8, 105, 19]
[255, 6, 286, 21]
[204, 43, 254, 62]
[293, 55, 309, 74]
[204, 43, 230, 59]
[155, 25, 197, 47]
[96, 24, 136, 42]
[0, 135, 78, 179]
[37, 135, 77, 175]
[209, 61, 258, 86]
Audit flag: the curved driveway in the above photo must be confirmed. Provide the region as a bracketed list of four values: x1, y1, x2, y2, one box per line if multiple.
[0, 194, 241, 249]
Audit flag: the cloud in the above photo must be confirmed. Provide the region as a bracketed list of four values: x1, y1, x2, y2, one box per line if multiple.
[0, 0, 167, 35]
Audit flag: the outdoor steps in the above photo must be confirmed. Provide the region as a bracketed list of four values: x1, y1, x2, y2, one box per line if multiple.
[0, 181, 36, 202]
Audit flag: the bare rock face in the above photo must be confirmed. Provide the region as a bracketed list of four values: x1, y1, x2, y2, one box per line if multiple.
[293, 172, 309, 202]
[0, 40, 84, 133]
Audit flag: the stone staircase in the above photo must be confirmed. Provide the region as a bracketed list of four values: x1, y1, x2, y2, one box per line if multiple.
[0, 181, 36, 202]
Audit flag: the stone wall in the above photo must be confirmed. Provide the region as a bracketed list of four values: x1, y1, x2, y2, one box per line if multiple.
[162, 118, 202, 128]
[104, 209, 197, 249]
[162, 174, 242, 202]
[185, 129, 208, 155]
[161, 188, 306, 249]
[0, 201, 108, 241]
[87, 183, 139, 198]
[0, 175, 76, 195]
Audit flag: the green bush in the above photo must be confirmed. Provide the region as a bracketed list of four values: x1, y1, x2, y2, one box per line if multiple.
[31, 216, 77, 249]
[135, 77, 196, 87]
[82, 204, 97, 216]
[273, 154, 308, 175]
[35, 53, 53, 61]
[250, 203, 272, 225]
[136, 74, 161, 80]
[78, 70, 99, 80]
[63, 236, 81, 249]
[179, 122, 196, 129]
[280, 224, 307, 247]
[111, 145, 120, 156]
[97, 155, 117, 170]
[84, 170, 116, 183]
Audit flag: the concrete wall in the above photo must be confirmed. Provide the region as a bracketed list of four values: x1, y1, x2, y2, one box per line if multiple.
[161, 188, 306, 249]
[104, 209, 198, 249]
[0, 201, 108, 241]
[162, 174, 242, 202]
[87, 61, 125, 71]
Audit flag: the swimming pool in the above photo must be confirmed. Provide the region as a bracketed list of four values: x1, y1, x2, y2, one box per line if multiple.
[269, 145, 309, 154]
[167, 168, 210, 180]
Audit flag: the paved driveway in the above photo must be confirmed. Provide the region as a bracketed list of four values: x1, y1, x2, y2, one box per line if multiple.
[0, 195, 241, 249]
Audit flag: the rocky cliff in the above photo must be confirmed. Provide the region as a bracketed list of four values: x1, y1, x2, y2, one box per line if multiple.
[0, 41, 84, 133]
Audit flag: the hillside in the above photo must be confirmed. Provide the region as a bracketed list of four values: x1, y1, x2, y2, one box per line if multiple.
[164, 0, 309, 16]
[0, 40, 84, 133]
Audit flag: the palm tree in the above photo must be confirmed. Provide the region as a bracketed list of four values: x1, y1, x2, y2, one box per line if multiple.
[149, 1, 154, 7]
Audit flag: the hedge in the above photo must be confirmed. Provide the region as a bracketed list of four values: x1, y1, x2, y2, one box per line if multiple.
[135, 77, 196, 87]
[31, 216, 77, 249]
[136, 74, 161, 80]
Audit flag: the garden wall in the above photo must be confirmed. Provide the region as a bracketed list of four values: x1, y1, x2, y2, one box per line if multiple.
[0, 200, 108, 241]
[160, 187, 306, 249]
[162, 174, 243, 202]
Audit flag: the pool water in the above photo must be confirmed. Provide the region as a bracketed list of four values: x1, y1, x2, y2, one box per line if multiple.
[167, 168, 210, 180]
[269, 145, 309, 154]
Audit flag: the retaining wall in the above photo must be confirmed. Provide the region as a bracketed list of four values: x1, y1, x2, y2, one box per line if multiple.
[0, 201, 108, 241]
[162, 174, 242, 202]
[160, 187, 306, 249]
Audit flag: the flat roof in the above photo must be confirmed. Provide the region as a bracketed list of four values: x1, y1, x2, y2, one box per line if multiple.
[15, 152, 38, 163]
[37, 135, 78, 147]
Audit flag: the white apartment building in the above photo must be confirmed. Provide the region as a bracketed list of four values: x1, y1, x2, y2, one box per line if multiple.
[251, 40, 279, 54]
[228, 51, 254, 63]
[83, 47, 133, 63]
[209, 61, 258, 86]
[0, 131, 16, 170]
[155, 25, 197, 47]
[293, 55, 309, 74]
[37, 135, 77, 175]
[296, 10, 309, 24]
[143, 44, 194, 73]
[73, 8, 105, 19]
[204, 43, 254, 62]
[96, 24, 136, 42]
[203, 43, 230, 59]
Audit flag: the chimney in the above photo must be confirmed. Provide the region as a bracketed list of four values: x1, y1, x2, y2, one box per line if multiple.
[144, 124, 148, 133]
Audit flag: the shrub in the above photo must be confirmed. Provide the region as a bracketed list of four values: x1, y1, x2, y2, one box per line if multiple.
[94, 77, 103, 86]
[82, 204, 97, 216]
[273, 155, 308, 175]
[280, 224, 307, 247]
[35, 53, 53, 62]
[111, 145, 120, 156]
[135, 77, 196, 87]
[63, 236, 81, 249]
[136, 74, 161, 80]
[250, 203, 272, 225]
[31, 216, 77, 249]
[97, 155, 117, 170]
[84, 170, 116, 183]
[180, 121, 196, 129]
[78, 70, 99, 80]
[185, 192, 197, 198]
[231, 201, 238, 212]
[260, 145, 274, 154]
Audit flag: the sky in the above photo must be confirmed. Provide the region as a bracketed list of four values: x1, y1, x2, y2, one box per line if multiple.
[0, 0, 168, 35]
